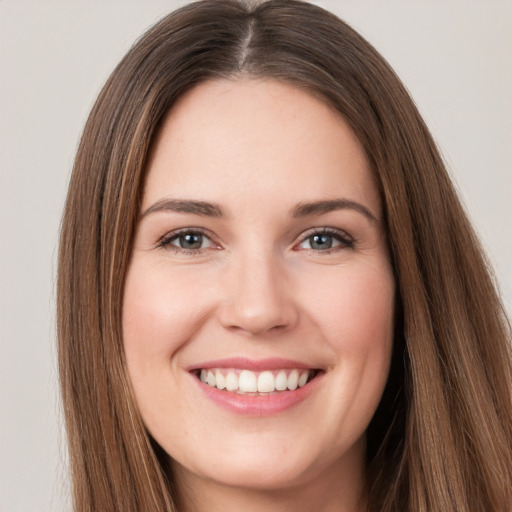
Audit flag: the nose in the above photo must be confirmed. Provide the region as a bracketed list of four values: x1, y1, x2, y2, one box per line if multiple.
[218, 250, 299, 336]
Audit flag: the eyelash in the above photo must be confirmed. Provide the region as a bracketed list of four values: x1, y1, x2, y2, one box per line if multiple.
[157, 227, 216, 256]
[157, 227, 354, 255]
[296, 227, 355, 253]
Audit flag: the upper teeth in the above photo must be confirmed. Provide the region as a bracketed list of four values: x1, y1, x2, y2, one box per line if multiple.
[199, 368, 311, 393]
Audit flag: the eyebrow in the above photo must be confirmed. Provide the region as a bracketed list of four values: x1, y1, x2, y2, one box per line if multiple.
[141, 199, 224, 219]
[291, 199, 379, 222]
[141, 197, 379, 222]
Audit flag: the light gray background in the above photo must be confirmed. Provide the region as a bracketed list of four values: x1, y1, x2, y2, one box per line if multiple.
[1, 1, 511, 510]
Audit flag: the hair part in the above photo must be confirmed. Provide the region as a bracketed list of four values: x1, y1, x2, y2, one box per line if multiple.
[58, 1, 512, 510]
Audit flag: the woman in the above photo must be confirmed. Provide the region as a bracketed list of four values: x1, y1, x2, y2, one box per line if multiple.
[57, 1, 512, 511]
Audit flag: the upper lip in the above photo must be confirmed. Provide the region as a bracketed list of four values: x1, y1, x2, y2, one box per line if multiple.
[187, 357, 317, 372]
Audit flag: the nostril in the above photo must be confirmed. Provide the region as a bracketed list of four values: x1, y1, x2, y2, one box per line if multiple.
[219, 300, 299, 336]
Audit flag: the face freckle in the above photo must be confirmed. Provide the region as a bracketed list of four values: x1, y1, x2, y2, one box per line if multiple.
[122, 78, 395, 498]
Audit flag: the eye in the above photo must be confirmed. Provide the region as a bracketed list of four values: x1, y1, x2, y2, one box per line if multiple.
[296, 228, 354, 252]
[158, 228, 218, 253]
[173, 232, 206, 250]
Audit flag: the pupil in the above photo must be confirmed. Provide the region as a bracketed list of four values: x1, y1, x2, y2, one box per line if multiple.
[311, 234, 332, 250]
[180, 233, 202, 249]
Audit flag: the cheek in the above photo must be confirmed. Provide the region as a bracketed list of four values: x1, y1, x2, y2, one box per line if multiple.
[122, 262, 211, 430]
[312, 264, 395, 430]
[122, 263, 212, 360]
[122, 263, 213, 430]
[303, 262, 395, 351]
[303, 261, 395, 415]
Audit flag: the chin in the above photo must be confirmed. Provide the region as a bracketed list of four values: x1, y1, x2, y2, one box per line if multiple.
[185, 460, 315, 492]
[169, 431, 366, 494]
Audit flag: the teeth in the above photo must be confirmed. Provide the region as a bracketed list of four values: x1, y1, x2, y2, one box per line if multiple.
[215, 370, 226, 390]
[298, 370, 308, 387]
[239, 370, 257, 392]
[275, 371, 288, 391]
[288, 369, 299, 390]
[257, 371, 275, 392]
[225, 372, 239, 391]
[198, 368, 313, 393]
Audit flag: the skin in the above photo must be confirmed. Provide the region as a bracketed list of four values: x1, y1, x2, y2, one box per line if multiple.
[123, 79, 395, 512]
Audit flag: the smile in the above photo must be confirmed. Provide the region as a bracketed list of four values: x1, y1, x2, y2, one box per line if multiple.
[188, 358, 324, 414]
[198, 368, 316, 394]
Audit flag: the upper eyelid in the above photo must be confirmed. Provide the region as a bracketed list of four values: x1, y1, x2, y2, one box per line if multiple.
[158, 227, 218, 247]
[293, 227, 355, 253]
[296, 226, 353, 242]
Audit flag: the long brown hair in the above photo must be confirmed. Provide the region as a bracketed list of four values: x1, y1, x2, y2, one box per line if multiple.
[57, 1, 512, 510]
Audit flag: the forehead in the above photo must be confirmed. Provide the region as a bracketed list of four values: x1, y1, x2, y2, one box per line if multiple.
[143, 79, 380, 216]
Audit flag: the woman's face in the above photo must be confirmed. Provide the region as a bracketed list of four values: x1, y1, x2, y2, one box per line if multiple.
[123, 79, 394, 494]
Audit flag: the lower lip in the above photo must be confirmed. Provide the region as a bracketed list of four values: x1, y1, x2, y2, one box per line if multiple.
[193, 373, 323, 415]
